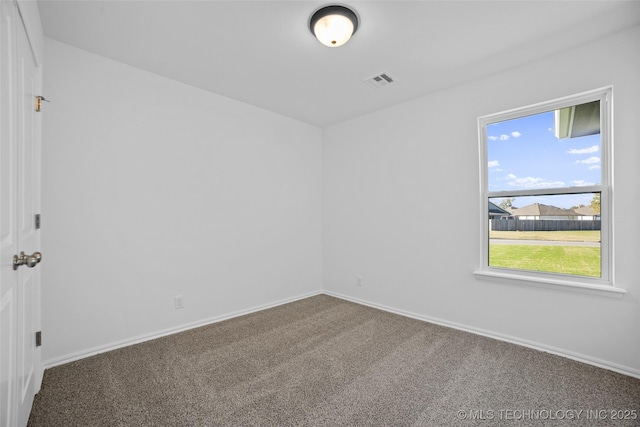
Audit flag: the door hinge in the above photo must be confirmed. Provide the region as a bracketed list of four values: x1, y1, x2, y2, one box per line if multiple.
[35, 96, 49, 113]
[35, 214, 41, 229]
[35, 331, 42, 347]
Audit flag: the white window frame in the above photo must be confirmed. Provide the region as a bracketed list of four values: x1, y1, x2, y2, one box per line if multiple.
[474, 87, 626, 298]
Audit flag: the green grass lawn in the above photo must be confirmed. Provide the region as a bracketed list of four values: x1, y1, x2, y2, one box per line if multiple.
[489, 244, 601, 277]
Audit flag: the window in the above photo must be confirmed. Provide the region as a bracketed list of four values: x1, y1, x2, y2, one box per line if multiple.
[476, 87, 622, 295]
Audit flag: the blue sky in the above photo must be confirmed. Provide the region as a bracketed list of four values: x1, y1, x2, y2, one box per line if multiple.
[487, 110, 600, 209]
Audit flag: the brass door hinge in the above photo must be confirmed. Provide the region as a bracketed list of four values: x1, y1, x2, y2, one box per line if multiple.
[35, 96, 49, 112]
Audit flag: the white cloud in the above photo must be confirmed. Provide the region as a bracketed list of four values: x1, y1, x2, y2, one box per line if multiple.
[506, 174, 565, 189]
[588, 165, 601, 170]
[577, 156, 600, 164]
[488, 134, 510, 141]
[567, 145, 599, 154]
[511, 131, 522, 138]
[571, 180, 595, 186]
[488, 160, 500, 168]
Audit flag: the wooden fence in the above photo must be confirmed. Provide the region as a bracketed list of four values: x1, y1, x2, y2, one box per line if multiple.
[490, 218, 601, 231]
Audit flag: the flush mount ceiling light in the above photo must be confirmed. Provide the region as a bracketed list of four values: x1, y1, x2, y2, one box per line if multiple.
[309, 5, 359, 47]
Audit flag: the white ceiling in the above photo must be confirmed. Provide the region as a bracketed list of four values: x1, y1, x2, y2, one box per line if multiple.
[37, 1, 640, 127]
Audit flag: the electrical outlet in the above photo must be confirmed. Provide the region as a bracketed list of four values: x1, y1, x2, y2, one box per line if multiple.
[175, 295, 184, 309]
[356, 276, 363, 287]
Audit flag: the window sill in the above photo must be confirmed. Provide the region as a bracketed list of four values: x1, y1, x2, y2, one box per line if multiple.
[473, 270, 627, 298]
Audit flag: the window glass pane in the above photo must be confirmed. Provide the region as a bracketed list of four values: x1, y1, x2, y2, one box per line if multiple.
[488, 193, 601, 277]
[487, 101, 601, 192]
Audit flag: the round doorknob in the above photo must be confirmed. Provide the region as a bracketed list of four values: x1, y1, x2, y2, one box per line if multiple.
[12, 251, 42, 270]
[25, 251, 42, 268]
[25, 256, 38, 268]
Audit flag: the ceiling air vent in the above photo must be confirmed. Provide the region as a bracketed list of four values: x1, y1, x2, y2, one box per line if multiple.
[363, 72, 395, 89]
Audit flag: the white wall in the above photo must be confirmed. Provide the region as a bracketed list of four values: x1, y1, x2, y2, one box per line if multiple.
[323, 26, 640, 376]
[41, 39, 322, 364]
[42, 25, 640, 377]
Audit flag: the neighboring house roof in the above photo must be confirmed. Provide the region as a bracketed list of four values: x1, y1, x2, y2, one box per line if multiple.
[510, 203, 579, 217]
[554, 100, 601, 139]
[488, 201, 511, 216]
[574, 206, 599, 216]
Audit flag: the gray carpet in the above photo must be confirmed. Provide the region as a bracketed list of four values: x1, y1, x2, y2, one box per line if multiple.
[28, 295, 640, 426]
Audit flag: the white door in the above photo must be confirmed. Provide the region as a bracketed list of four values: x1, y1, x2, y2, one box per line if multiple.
[1, 1, 42, 426]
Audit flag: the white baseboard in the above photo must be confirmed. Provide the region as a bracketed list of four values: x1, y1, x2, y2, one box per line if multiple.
[43, 290, 322, 369]
[323, 290, 640, 380]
